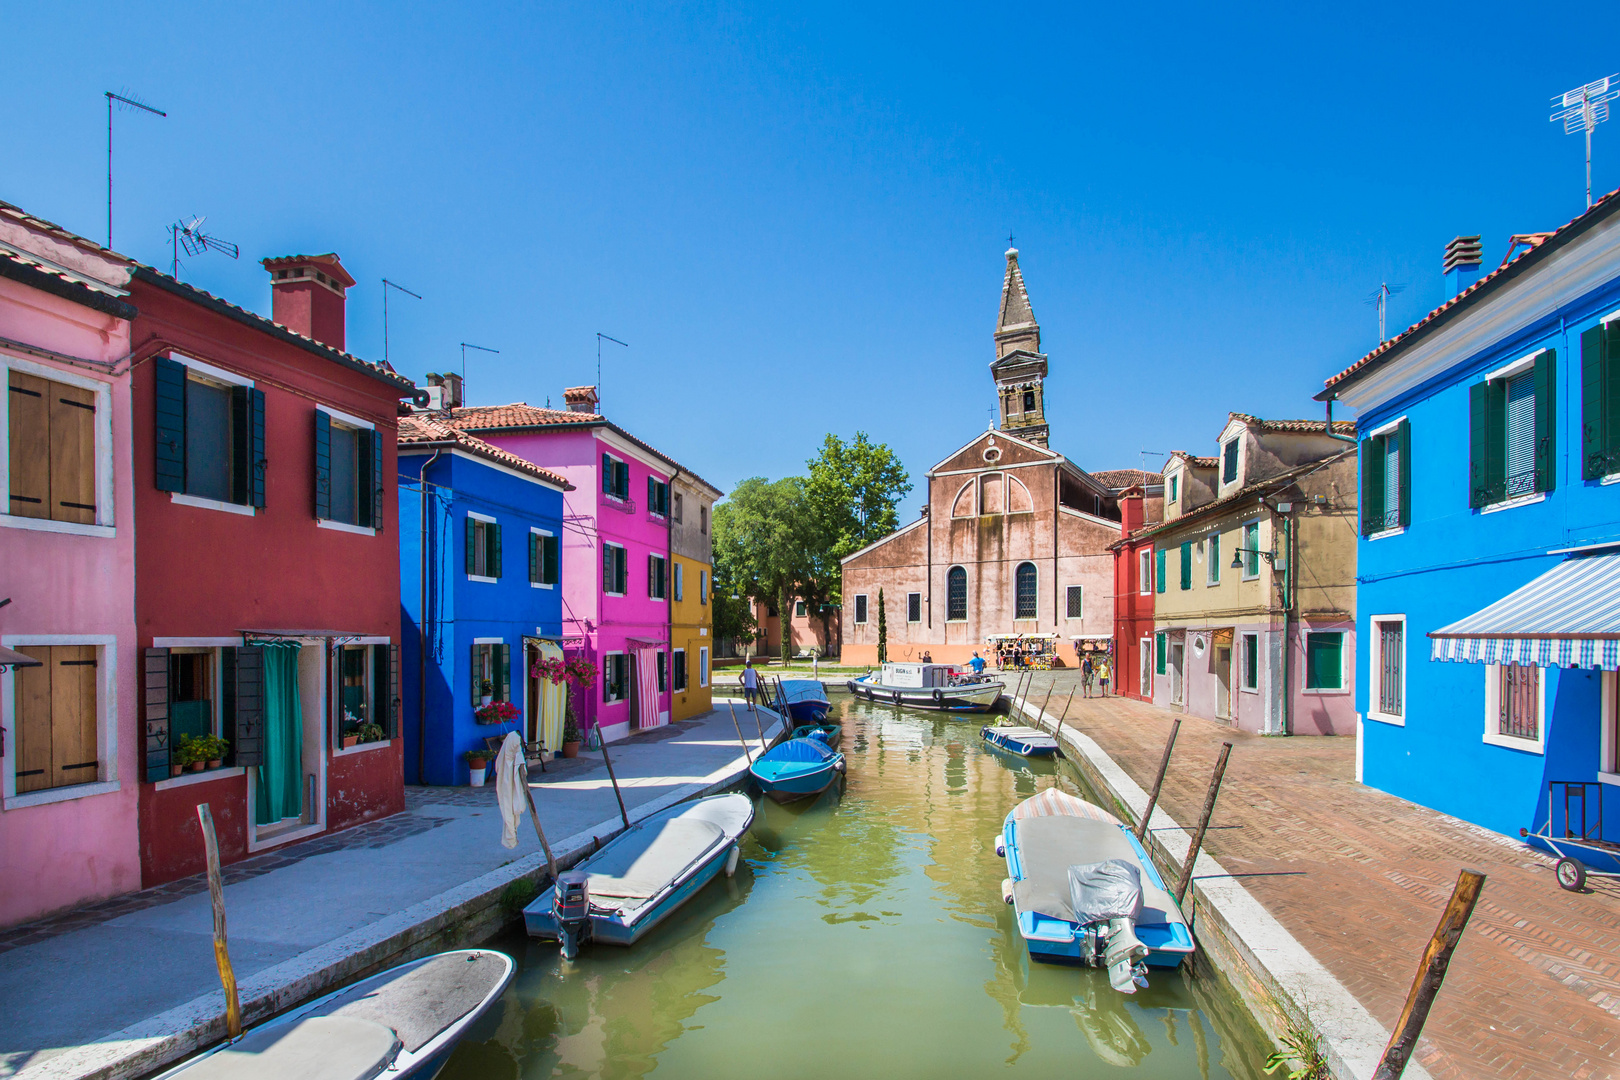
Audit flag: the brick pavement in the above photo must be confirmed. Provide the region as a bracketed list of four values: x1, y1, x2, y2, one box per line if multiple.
[1028, 675, 1620, 1080]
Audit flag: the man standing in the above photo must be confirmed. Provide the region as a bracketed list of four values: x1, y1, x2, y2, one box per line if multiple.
[969, 651, 986, 677]
[1098, 658, 1110, 698]
[742, 659, 759, 711]
[1081, 654, 1095, 698]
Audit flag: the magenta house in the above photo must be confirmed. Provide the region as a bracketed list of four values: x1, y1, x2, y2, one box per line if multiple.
[438, 383, 695, 742]
[0, 203, 140, 925]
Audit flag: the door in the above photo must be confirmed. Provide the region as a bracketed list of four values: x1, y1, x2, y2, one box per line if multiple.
[528, 639, 565, 751]
[627, 652, 641, 729]
[1170, 640, 1185, 705]
[1214, 645, 1232, 720]
[1139, 637, 1152, 697]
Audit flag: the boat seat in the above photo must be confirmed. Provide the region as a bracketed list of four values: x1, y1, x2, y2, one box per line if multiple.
[585, 818, 726, 899]
[172, 1016, 400, 1080]
[318, 951, 509, 1053]
[1013, 816, 1181, 928]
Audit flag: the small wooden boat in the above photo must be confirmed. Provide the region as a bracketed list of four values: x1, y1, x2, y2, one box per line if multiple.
[982, 725, 1059, 757]
[849, 663, 1003, 713]
[749, 736, 845, 803]
[524, 793, 754, 958]
[777, 678, 832, 723]
[997, 789, 1194, 994]
[789, 721, 842, 750]
[156, 949, 513, 1080]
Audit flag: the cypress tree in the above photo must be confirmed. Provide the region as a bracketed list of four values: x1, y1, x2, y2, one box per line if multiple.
[877, 588, 887, 664]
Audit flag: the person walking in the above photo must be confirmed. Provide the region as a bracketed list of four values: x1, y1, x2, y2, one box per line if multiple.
[742, 659, 759, 712]
[1098, 658, 1111, 698]
[1081, 654, 1095, 698]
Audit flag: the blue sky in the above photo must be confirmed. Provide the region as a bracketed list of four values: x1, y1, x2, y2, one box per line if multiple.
[5, 3, 1614, 512]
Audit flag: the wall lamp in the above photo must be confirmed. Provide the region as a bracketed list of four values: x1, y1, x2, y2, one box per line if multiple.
[1230, 548, 1278, 570]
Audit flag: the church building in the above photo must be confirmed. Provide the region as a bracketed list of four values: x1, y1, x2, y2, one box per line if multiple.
[840, 247, 1158, 668]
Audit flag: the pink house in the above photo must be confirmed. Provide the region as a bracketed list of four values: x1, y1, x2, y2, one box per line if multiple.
[0, 202, 140, 925]
[439, 384, 712, 741]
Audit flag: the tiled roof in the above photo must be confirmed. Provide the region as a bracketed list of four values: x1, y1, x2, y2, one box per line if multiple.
[0, 200, 130, 268]
[398, 414, 572, 489]
[1321, 187, 1620, 399]
[1089, 468, 1162, 490]
[1228, 412, 1356, 435]
[1170, 452, 1219, 468]
[0, 248, 137, 321]
[1130, 447, 1355, 542]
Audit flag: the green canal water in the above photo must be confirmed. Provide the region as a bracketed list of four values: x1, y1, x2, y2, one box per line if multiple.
[443, 697, 1271, 1079]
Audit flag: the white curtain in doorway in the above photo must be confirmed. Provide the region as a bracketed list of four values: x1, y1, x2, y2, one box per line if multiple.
[634, 645, 664, 729]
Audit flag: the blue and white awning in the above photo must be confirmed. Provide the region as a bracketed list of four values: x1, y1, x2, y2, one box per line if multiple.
[1430, 552, 1620, 669]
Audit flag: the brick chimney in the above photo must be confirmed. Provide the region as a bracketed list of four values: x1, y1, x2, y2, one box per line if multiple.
[262, 253, 355, 351]
[1443, 235, 1482, 299]
[563, 385, 599, 414]
[1119, 486, 1145, 533]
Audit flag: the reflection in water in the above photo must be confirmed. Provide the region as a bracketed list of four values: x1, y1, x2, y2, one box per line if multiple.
[443, 697, 1270, 1080]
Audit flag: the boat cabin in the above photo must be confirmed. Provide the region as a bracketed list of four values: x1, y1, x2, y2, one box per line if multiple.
[881, 663, 961, 688]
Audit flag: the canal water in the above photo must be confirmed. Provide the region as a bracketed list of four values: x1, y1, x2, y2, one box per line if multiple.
[444, 696, 1271, 1079]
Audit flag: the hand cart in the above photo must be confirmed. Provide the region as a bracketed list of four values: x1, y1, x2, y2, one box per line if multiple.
[1521, 780, 1620, 891]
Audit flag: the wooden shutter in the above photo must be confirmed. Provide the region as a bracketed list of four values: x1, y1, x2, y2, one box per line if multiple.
[1155, 548, 1166, 593]
[472, 643, 482, 704]
[1606, 323, 1620, 473]
[7, 372, 49, 519]
[247, 388, 265, 507]
[313, 408, 332, 519]
[1534, 349, 1557, 493]
[603, 543, 613, 591]
[602, 452, 613, 494]
[1396, 420, 1412, 528]
[618, 547, 628, 594]
[1360, 437, 1383, 535]
[387, 643, 400, 737]
[1469, 381, 1490, 508]
[499, 643, 511, 703]
[529, 532, 539, 583]
[232, 645, 265, 766]
[648, 475, 655, 510]
[15, 647, 52, 792]
[154, 356, 186, 492]
[144, 647, 172, 781]
[1178, 542, 1191, 590]
[648, 554, 656, 597]
[52, 646, 98, 786]
[371, 644, 395, 737]
[616, 461, 629, 499]
[49, 383, 97, 524]
[1155, 633, 1166, 675]
[1582, 325, 1606, 480]
[491, 521, 502, 579]
[466, 516, 478, 575]
[369, 428, 384, 531]
[544, 534, 559, 584]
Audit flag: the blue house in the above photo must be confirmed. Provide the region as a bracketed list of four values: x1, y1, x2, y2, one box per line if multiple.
[398, 413, 571, 785]
[1321, 195, 1620, 850]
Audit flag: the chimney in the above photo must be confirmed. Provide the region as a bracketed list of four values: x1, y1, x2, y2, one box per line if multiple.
[563, 385, 600, 414]
[1443, 235, 1483, 299]
[1119, 487, 1145, 533]
[262, 253, 356, 351]
[419, 373, 462, 412]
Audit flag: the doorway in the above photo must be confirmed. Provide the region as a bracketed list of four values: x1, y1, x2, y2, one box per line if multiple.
[526, 638, 565, 753]
[627, 652, 642, 729]
[1170, 639, 1185, 706]
[249, 638, 327, 849]
[1214, 645, 1232, 720]
[1139, 636, 1152, 697]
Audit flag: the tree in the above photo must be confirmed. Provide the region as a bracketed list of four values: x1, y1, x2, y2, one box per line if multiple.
[804, 432, 911, 648]
[711, 477, 816, 665]
[877, 588, 888, 664]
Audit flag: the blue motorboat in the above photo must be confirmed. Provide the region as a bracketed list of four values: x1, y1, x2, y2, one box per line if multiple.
[997, 789, 1194, 994]
[749, 736, 845, 803]
[982, 725, 1059, 757]
[777, 678, 832, 723]
[789, 721, 842, 750]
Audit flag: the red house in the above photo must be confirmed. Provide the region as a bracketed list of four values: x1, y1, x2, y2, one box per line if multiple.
[1110, 485, 1162, 702]
[128, 254, 420, 885]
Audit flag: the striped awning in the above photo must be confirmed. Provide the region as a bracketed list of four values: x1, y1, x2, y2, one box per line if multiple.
[1429, 553, 1620, 669]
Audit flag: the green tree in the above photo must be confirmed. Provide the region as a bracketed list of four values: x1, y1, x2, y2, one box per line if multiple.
[876, 588, 888, 664]
[712, 477, 816, 665]
[804, 432, 911, 649]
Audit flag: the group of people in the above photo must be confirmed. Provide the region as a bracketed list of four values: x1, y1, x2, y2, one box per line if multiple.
[1080, 653, 1111, 697]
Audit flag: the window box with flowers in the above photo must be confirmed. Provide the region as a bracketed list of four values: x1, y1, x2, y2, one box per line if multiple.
[474, 700, 521, 725]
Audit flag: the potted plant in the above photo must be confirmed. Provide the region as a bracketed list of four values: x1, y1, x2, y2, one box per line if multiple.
[480, 679, 494, 707]
[356, 722, 385, 744]
[561, 709, 583, 759]
[464, 748, 490, 787]
[474, 700, 520, 725]
[170, 738, 194, 777]
[340, 709, 361, 749]
[193, 734, 229, 769]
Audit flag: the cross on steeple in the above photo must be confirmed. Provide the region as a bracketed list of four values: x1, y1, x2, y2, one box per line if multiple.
[1007, 232, 1015, 250]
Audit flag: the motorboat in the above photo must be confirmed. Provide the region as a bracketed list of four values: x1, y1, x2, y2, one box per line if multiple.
[982, 724, 1059, 757]
[524, 793, 755, 958]
[848, 663, 1004, 712]
[155, 949, 513, 1080]
[789, 721, 842, 750]
[748, 736, 845, 803]
[997, 789, 1194, 993]
[776, 678, 832, 723]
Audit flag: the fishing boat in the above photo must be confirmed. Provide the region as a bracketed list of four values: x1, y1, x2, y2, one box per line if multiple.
[777, 678, 832, 723]
[155, 949, 513, 1080]
[997, 789, 1194, 994]
[848, 662, 1004, 713]
[789, 721, 842, 749]
[524, 793, 754, 958]
[982, 724, 1059, 757]
[749, 735, 845, 803]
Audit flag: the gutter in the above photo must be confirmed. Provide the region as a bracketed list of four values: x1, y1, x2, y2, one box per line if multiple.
[668, 466, 680, 711]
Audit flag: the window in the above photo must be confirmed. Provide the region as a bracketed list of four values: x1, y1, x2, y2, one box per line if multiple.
[1360, 421, 1410, 535]
[700, 505, 708, 534]
[673, 649, 687, 692]
[601, 453, 630, 501]
[1372, 618, 1404, 721]
[1206, 532, 1220, 585]
[699, 568, 708, 605]
[854, 594, 869, 624]
[649, 554, 668, 599]
[1179, 541, 1192, 591]
[602, 543, 628, 595]
[1580, 319, 1620, 479]
[647, 476, 671, 517]
[153, 356, 265, 509]
[1222, 438, 1239, 484]
[674, 562, 684, 601]
[947, 567, 968, 621]
[1065, 585, 1084, 619]
[906, 593, 921, 623]
[1138, 549, 1152, 595]
[1169, 474, 1178, 503]
[471, 641, 511, 703]
[1015, 563, 1038, 619]
[7, 369, 99, 524]
[1241, 633, 1259, 691]
[673, 492, 684, 522]
[1155, 548, 1166, 594]
[602, 653, 627, 703]
[1154, 632, 1166, 676]
[656, 651, 668, 693]
[1470, 350, 1555, 507]
[316, 408, 381, 530]
[12, 645, 99, 793]
[167, 649, 216, 743]
[698, 646, 710, 688]
[529, 529, 559, 587]
[795, 600, 806, 618]
[1497, 665, 1540, 741]
[466, 514, 501, 579]
[1242, 521, 1260, 578]
[1304, 632, 1345, 691]
[338, 644, 394, 745]
[1022, 389, 1035, 412]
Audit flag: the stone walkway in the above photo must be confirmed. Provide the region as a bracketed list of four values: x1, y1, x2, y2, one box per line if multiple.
[1019, 674, 1620, 1080]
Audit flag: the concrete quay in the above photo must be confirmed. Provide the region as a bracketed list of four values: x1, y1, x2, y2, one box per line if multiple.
[0, 704, 783, 1080]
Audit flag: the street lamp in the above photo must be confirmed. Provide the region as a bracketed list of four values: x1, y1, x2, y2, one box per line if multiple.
[1230, 547, 1277, 571]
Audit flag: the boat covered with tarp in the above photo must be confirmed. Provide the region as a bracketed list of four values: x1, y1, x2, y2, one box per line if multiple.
[749, 735, 845, 802]
[776, 678, 832, 723]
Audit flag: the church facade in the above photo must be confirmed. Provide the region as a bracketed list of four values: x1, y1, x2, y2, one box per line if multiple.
[840, 248, 1155, 669]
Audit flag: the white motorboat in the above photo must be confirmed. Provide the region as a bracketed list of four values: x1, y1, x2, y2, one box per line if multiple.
[849, 663, 1005, 712]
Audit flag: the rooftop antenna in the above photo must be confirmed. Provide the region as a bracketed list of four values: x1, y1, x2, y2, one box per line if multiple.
[596, 333, 628, 399]
[1551, 75, 1620, 208]
[169, 216, 239, 280]
[382, 278, 422, 370]
[1364, 282, 1407, 344]
[1139, 449, 1166, 475]
[105, 91, 166, 249]
[460, 342, 499, 382]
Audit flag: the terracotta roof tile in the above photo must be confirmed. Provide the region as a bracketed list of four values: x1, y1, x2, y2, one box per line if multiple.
[398, 414, 572, 489]
[1228, 412, 1356, 435]
[1089, 468, 1162, 489]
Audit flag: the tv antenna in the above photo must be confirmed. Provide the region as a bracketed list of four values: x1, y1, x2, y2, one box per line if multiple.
[460, 342, 499, 382]
[169, 217, 239, 280]
[1365, 282, 1407, 343]
[105, 91, 167, 249]
[1551, 75, 1620, 208]
[1138, 449, 1166, 475]
[596, 332, 628, 398]
[382, 278, 422, 369]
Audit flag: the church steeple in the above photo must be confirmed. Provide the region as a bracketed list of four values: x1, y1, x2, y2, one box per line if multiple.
[991, 246, 1050, 447]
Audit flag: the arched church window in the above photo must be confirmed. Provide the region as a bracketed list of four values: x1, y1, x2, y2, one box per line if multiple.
[1023, 390, 1035, 413]
[1015, 562, 1038, 620]
[947, 566, 968, 621]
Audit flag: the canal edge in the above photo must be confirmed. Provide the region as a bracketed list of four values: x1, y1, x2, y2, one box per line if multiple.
[1010, 697, 1433, 1080]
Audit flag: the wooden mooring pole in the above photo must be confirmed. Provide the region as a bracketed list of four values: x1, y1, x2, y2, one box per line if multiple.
[594, 722, 631, 830]
[517, 759, 561, 882]
[1371, 869, 1487, 1080]
[1173, 741, 1232, 905]
[727, 700, 754, 764]
[1052, 688, 1077, 744]
[1035, 683, 1055, 723]
[1134, 718, 1183, 842]
[195, 803, 242, 1039]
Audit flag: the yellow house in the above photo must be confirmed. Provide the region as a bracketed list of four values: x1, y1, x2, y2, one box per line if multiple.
[670, 473, 721, 721]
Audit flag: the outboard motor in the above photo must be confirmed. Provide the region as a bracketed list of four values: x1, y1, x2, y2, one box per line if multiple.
[553, 870, 591, 960]
[1068, 859, 1150, 994]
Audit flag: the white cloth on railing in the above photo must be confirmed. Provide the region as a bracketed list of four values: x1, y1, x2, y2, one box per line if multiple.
[495, 732, 526, 849]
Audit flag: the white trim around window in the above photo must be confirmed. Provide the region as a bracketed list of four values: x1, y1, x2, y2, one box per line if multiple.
[1483, 348, 1549, 385]
[1239, 632, 1260, 694]
[171, 492, 256, 517]
[314, 403, 375, 432]
[1138, 548, 1152, 595]
[0, 634, 120, 809]
[1482, 662, 1546, 754]
[1366, 614, 1406, 726]
[318, 519, 376, 536]
[1301, 630, 1350, 695]
[698, 646, 710, 688]
[173, 352, 253, 389]
[530, 526, 556, 589]
[1, 353, 119, 533]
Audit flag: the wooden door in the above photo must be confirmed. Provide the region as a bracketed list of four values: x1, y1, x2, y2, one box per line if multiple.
[1214, 646, 1232, 720]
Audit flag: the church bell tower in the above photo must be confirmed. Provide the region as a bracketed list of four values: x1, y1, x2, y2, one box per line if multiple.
[991, 246, 1049, 447]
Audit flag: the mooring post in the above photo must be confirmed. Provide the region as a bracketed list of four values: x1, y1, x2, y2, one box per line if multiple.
[1052, 688, 1077, 746]
[1135, 718, 1183, 842]
[1371, 869, 1487, 1080]
[195, 803, 242, 1039]
[594, 722, 631, 830]
[1035, 683, 1055, 725]
[727, 700, 754, 764]
[1173, 741, 1232, 906]
[517, 758, 561, 882]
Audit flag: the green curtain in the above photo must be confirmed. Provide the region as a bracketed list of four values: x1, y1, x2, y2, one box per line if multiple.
[256, 643, 304, 825]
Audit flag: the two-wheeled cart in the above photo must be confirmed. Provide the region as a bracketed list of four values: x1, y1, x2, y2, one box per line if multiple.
[1521, 780, 1620, 891]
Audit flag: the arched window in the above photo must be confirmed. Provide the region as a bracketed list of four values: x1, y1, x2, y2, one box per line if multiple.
[1015, 562, 1038, 620]
[947, 566, 968, 621]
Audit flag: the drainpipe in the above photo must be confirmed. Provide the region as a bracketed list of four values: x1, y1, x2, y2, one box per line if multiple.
[668, 467, 680, 712]
[418, 448, 443, 784]
[1272, 499, 1295, 737]
[1323, 398, 1357, 443]
[926, 474, 932, 630]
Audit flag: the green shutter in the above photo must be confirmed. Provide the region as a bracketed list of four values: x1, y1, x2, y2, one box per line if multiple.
[370, 428, 384, 531]
[154, 357, 186, 492]
[1155, 548, 1166, 593]
[499, 643, 511, 703]
[647, 553, 655, 597]
[1395, 420, 1411, 528]
[602, 453, 612, 494]
[1534, 349, 1556, 493]
[648, 475, 655, 510]
[1208, 532, 1220, 581]
[466, 517, 477, 575]
[313, 408, 332, 519]
[472, 644, 482, 704]
[1582, 325, 1606, 480]
[232, 646, 265, 766]
[529, 532, 539, 583]
[544, 535, 559, 584]
[490, 522, 502, 579]
[249, 389, 266, 507]
[1606, 324, 1620, 469]
[1179, 541, 1192, 591]
[1469, 380, 1510, 508]
[1155, 632, 1166, 675]
[1360, 437, 1383, 535]
[144, 647, 171, 780]
[603, 544, 613, 592]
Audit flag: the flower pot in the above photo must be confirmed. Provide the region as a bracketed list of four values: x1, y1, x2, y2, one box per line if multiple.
[171, 764, 184, 777]
[562, 740, 581, 759]
[468, 763, 487, 787]
[342, 735, 359, 749]
[188, 761, 205, 772]
[481, 694, 494, 707]
[207, 759, 223, 769]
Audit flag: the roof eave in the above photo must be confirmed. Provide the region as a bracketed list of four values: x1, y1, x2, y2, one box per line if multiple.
[0, 256, 138, 321]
